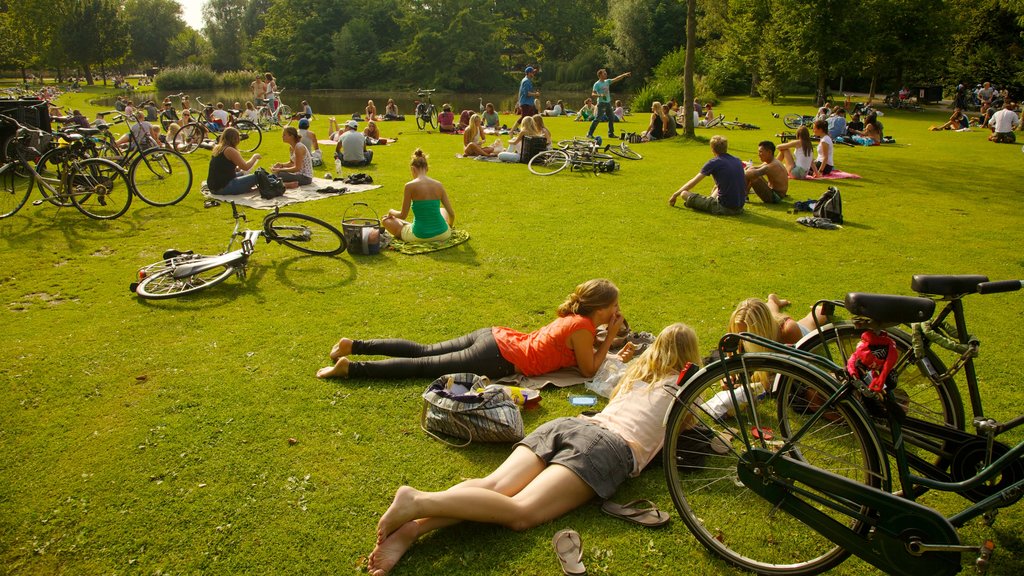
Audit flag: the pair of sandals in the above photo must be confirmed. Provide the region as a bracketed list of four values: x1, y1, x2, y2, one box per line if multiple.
[552, 500, 669, 575]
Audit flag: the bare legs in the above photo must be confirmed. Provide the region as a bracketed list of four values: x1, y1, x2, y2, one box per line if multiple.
[463, 142, 496, 157]
[382, 208, 453, 239]
[367, 446, 596, 575]
[767, 293, 829, 338]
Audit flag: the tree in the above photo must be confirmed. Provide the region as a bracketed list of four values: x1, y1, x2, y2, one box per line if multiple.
[248, 0, 348, 87]
[683, 0, 695, 137]
[203, 0, 247, 71]
[607, 0, 686, 80]
[168, 27, 212, 67]
[57, 0, 129, 84]
[125, 0, 185, 67]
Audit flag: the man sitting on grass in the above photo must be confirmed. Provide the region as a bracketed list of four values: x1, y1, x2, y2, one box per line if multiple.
[336, 120, 373, 167]
[668, 135, 745, 215]
[988, 102, 1020, 143]
[745, 140, 789, 204]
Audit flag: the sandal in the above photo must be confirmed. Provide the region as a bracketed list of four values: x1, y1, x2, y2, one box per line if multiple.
[600, 499, 670, 528]
[552, 529, 586, 575]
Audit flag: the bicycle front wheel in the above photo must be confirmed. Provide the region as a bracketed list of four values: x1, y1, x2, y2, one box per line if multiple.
[264, 212, 347, 256]
[70, 158, 132, 220]
[129, 148, 194, 206]
[135, 255, 236, 299]
[416, 111, 427, 131]
[528, 150, 570, 176]
[277, 105, 293, 126]
[665, 354, 885, 575]
[33, 147, 76, 207]
[172, 122, 205, 154]
[608, 143, 642, 160]
[234, 120, 262, 153]
[0, 161, 32, 218]
[783, 113, 803, 129]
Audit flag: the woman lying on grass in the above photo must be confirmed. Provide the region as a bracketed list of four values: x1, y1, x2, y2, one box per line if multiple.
[318, 279, 626, 380]
[366, 323, 701, 575]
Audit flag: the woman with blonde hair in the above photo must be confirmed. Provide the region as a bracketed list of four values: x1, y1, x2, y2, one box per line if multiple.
[462, 113, 496, 157]
[497, 115, 543, 162]
[531, 114, 552, 146]
[729, 294, 830, 351]
[382, 148, 454, 243]
[318, 279, 626, 380]
[206, 127, 262, 195]
[643, 101, 667, 141]
[365, 99, 378, 121]
[776, 125, 814, 179]
[365, 323, 701, 576]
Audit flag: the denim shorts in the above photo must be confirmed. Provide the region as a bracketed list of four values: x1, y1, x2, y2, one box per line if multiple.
[517, 417, 634, 499]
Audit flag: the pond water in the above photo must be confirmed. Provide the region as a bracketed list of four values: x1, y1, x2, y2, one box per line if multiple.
[97, 88, 593, 116]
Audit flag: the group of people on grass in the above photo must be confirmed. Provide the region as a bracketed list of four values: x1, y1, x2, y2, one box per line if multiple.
[312, 278, 825, 576]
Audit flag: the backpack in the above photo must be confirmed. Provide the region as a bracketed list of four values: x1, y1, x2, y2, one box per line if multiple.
[254, 167, 285, 199]
[518, 135, 548, 163]
[813, 186, 843, 224]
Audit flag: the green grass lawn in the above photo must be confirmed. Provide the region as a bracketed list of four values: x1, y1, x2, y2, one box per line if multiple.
[2, 85, 1023, 575]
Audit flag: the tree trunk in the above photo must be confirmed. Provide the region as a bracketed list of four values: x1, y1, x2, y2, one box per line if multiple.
[817, 71, 827, 107]
[101, 63, 107, 87]
[20, 67, 27, 85]
[750, 71, 759, 97]
[869, 73, 877, 103]
[683, 0, 696, 138]
[83, 65, 94, 86]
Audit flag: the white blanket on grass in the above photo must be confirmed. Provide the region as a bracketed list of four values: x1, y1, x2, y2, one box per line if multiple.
[201, 177, 381, 210]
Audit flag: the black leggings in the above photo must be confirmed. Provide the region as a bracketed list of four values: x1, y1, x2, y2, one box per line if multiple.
[348, 328, 517, 380]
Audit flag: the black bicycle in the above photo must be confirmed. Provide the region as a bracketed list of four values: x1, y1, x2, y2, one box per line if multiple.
[414, 89, 438, 130]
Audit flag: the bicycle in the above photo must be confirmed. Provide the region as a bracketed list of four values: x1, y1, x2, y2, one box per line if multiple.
[129, 201, 346, 299]
[720, 118, 761, 130]
[784, 113, 817, 129]
[37, 113, 194, 207]
[172, 97, 262, 155]
[529, 138, 619, 176]
[0, 114, 131, 219]
[663, 277, 1024, 576]
[254, 88, 293, 131]
[414, 89, 438, 130]
[557, 138, 642, 160]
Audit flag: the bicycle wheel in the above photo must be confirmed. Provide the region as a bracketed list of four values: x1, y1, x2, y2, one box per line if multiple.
[172, 122, 205, 154]
[34, 147, 76, 207]
[0, 161, 32, 218]
[428, 105, 437, 128]
[416, 107, 427, 130]
[257, 108, 274, 131]
[607, 143, 642, 160]
[135, 255, 236, 299]
[263, 212, 347, 256]
[277, 105, 293, 126]
[783, 113, 803, 129]
[69, 158, 132, 220]
[528, 150, 570, 176]
[793, 323, 964, 474]
[129, 148, 193, 206]
[234, 120, 262, 153]
[665, 353, 885, 575]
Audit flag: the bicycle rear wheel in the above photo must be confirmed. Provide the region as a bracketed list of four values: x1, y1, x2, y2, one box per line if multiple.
[34, 147, 76, 207]
[70, 158, 132, 220]
[172, 122, 205, 154]
[234, 120, 262, 153]
[783, 113, 803, 129]
[129, 148, 194, 206]
[416, 106, 427, 130]
[135, 255, 236, 299]
[607, 143, 642, 160]
[0, 161, 32, 218]
[264, 212, 346, 256]
[665, 354, 885, 575]
[277, 105, 293, 126]
[528, 150, 570, 175]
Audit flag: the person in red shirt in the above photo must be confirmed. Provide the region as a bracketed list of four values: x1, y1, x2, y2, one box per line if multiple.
[316, 279, 625, 380]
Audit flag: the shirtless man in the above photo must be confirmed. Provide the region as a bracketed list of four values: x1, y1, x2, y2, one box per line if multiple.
[744, 140, 789, 204]
[250, 76, 266, 103]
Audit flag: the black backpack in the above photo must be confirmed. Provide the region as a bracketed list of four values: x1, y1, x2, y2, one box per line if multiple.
[519, 135, 548, 163]
[813, 186, 843, 224]
[254, 168, 285, 199]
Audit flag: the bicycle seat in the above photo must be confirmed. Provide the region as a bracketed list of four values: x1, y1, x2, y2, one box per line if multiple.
[76, 127, 99, 136]
[62, 132, 85, 142]
[228, 109, 241, 115]
[911, 274, 989, 297]
[844, 293, 935, 325]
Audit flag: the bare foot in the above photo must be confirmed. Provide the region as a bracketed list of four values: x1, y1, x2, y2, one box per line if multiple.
[329, 337, 353, 361]
[768, 293, 791, 310]
[316, 356, 350, 378]
[377, 486, 420, 543]
[367, 520, 419, 576]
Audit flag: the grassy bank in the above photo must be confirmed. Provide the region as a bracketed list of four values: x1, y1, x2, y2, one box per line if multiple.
[1, 86, 1022, 575]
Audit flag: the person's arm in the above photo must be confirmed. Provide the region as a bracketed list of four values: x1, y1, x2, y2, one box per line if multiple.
[611, 72, 631, 83]
[439, 189, 455, 227]
[225, 146, 260, 172]
[463, 130, 472, 146]
[668, 172, 706, 205]
[569, 312, 625, 378]
[389, 185, 413, 220]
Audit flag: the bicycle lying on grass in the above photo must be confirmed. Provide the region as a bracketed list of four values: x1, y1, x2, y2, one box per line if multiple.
[0, 114, 131, 219]
[528, 138, 638, 176]
[130, 201, 346, 299]
[663, 274, 1024, 576]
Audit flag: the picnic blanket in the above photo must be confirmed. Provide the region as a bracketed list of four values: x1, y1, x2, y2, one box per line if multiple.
[791, 170, 861, 181]
[389, 229, 471, 254]
[455, 154, 506, 163]
[496, 367, 588, 390]
[201, 177, 381, 209]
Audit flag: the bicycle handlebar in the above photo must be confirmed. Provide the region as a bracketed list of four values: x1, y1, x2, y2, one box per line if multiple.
[977, 280, 1023, 294]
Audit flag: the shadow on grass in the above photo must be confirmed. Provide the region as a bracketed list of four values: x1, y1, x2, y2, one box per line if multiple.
[273, 253, 357, 291]
[1, 204, 143, 251]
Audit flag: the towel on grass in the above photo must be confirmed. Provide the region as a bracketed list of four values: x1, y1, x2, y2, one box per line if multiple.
[455, 154, 505, 163]
[791, 170, 861, 181]
[496, 367, 587, 390]
[201, 177, 381, 210]
[389, 229, 470, 254]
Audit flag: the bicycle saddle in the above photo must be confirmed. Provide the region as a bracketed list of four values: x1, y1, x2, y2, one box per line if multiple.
[76, 127, 100, 136]
[911, 274, 989, 297]
[844, 293, 935, 326]
[228, 109, 241, 115]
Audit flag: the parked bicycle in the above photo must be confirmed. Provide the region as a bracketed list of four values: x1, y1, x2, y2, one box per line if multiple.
[130, 201, 346, 299]
[663, 275, 1024, 576]
[0, 114, 131, 219]
[414, 89, 438, 130]
[254, 88, 293, 131]
[172, 97, 262, 155]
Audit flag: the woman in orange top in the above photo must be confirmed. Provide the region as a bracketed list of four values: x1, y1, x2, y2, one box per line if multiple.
[317, 279, 625, 379]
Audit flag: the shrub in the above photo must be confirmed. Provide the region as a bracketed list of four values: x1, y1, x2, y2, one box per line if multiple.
[218, 70, 259, 88]
[155, 65, 217, 91]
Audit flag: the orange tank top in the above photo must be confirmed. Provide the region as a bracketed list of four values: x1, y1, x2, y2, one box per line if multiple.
[492, 315, 596, 377]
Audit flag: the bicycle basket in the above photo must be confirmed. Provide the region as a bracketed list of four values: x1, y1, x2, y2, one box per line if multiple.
[342, 202, 383, 256]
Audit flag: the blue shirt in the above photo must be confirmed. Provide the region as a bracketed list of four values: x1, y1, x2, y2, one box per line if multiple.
[700, 154, 746, 210]
[827, 116, 847, 140]
[519, 76, 534, 106]
[593, 79, 612, 104]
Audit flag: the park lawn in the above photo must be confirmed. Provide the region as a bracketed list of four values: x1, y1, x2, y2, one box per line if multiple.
[1, 86, 1023, 575]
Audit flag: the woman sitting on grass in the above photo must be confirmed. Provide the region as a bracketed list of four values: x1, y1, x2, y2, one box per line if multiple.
[206, 127, 262, 195]
[438, 104, 456, 133]
[776, 125, 814, 179]
[365, 323, 701, 576]
[497, 116, 543, 162]
[381, 149, 455, 244]
[642, 101, 668, 141]
[318, 279, 626, 380]
[463, 113, 496, 157]
[730, 295, 830, 348]
[271, 126, 313, 188]
[930, 107, 969, 132]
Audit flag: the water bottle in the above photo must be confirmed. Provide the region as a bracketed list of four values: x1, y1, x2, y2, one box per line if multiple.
[334, 157, 342, 178]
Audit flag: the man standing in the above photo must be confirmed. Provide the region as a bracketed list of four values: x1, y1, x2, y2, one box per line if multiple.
[668, 135, 746, 215]
[587, 68, 630, 140]
[251, 76, 266, 103]
[988, 102, 1020, 143]
[336, 120, 373, 167]
[745, 141, 789, 204]
[517, 67, 540, 121]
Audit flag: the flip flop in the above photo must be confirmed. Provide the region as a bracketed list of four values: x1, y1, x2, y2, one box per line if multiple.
[552, 529, 586, 576]
[600, 499, 670, 528]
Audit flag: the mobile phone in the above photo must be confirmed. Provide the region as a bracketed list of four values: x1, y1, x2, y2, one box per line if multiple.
[569, 395, 598, 406]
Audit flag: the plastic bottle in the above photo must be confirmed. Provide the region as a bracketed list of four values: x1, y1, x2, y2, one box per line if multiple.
[700, 382, 766, 418]
[334, 157, 342, 178]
